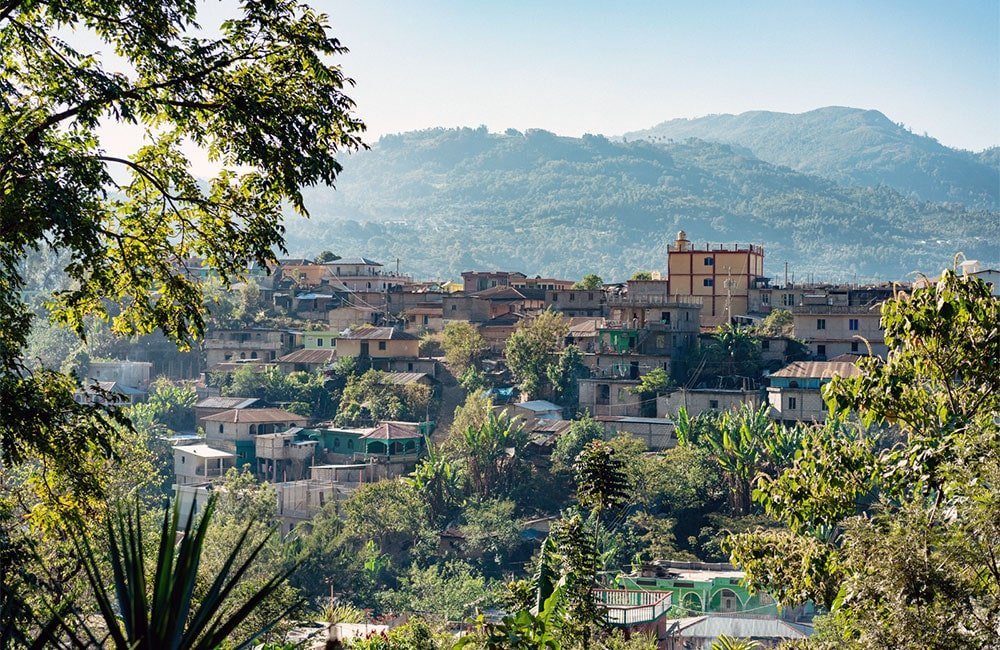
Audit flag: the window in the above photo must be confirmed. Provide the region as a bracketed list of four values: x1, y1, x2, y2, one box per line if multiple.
[218, 424, 224, 434]
[849, 318, 859, 331]
[317, 338, 323, 346]
[704, 257, 714, 266]
[761, 293, 770, 305]
[817, 344, 826, 357]
[347, 439, 354, 450]
[552, 293, 558, 302]
[703, 278, 714, 287]
[817, 318, 826, 330]
[709, 400, 719, 409]
[661, 311, 671, 323]
[569, 293, 575, 301]
[423, 315, 429, 325]
[588, 293, 594, 300]
[451, 304, 457, 311]
[334, 438, 340, 448]
[851, 341, 859, 352]
[378, 341, 387, 351]
[788, 397, 797, 410]
[761, 339, 770, 350]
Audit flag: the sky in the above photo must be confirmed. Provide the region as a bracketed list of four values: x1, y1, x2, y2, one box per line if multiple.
[317, 0, 1000, 152]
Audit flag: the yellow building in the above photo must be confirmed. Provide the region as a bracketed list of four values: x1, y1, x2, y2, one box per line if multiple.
[666, 231, 765, 329]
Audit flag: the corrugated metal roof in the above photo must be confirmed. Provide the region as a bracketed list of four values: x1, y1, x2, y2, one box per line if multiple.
[277, 348, 338, 364]
[380, 372, 431, 385]
[670, 615, 808, 640]
[195, 396, 261, 410]
[343, 326, 419, 341]
[770, 361, 861, 380]
[202, 408, 310, 423]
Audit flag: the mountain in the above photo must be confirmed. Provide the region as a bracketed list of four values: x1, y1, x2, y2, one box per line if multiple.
[622, 107, 999, 209]
[286, 127, 998, 282]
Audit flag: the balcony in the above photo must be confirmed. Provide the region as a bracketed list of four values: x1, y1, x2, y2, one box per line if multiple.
[595, 589, 672, 627]
[607, 295, 703, 308]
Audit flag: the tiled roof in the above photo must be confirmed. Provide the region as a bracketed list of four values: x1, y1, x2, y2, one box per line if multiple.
[361, 421, 423, 440]
[277, 348, 339, 364]
[770, 360, 862, 380]
[195, 396, 261, 410]
[472, 286, 527, 301]
[202, 408, 310, 423]
[568, 318, 604, 336]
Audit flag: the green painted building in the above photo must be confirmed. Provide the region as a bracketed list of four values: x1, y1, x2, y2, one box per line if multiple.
[618, 562, 780, 617]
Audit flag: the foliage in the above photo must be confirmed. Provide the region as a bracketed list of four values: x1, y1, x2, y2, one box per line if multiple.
[287, 128, 998, 283]
[61, 496, 296, 649]
[0, 0, 363, 528]
[504, 310, 569, 399]
[336, 370, 433, 427]
[711, 635, 760, 650]
[686, 325, 762, 389]
[458, 365, 489, 393]
[442, 322, 487, 374]
[383, 560, 490, 622]
[571, 274, 604, 290]
[407, 450, 464, 525]
[551, 414, 604, 474]
[573, 441, 629, 516]
[458, 410, 528, 499]
[546, 345, 586, 410]
[729, 272, 1000, 646]
[677, 404, 781, 516]
[757, 309, 794, 337]
[221, 365, 337, 419]
[627, 367, 672, 396]
[348, 618, 438, 650]
[630, 272, 653, 280]
[457, 499, 521, 570]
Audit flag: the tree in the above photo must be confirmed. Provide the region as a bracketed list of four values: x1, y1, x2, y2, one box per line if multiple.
[384, 561, 490, 623]
[546, 344, 586, 410]
[458, 410, 528, 499]
[757, 308, 793, 337]
[1, 0, 363, 521]
[572, 274, 603, 290]
[551, 414, 604, 474]
[728, 271, 1000, 646]
[314, 250, 341, 264]
[442, 322, 487, 374]
[573, 441, 628, 517]
[504, 310, 568, 399]
[458, 499, 522, 570]
[630, 271, 653, 280]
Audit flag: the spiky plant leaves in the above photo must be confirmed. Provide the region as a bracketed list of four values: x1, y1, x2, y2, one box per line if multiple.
[66, 495, 299, 649]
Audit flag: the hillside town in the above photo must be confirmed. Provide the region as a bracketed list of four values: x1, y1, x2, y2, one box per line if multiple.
[71, 228, 998, 647]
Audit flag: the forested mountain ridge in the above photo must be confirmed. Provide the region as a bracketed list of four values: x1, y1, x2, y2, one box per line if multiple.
[622, 106, 999, 208]
[288, 126, 998, 282]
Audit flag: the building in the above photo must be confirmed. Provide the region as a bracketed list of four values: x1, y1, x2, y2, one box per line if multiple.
[203, 328, 296, 368]
[255, 429, 319, 482]
[460, 270, 527, 292]
[510, 275, 576, 291]
[767, 360, 862, 424]
[657, 388, 762, 419]
[666, 230, 765, 328]
[86, 360, 152, 389]
[172, 444, 235, 486]
[595, 415, 677, 450]
[203, 408, 310, 465]
[546, 288, 607, 317]
[194, 396, 264, 431]
[792, 304, 886, 359]
[579, 378, 642, 417]
[663, 616, 809, 649]
[335, 325, 421, 360]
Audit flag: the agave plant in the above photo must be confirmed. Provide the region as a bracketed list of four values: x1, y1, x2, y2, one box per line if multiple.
[62, 495, 298, 649]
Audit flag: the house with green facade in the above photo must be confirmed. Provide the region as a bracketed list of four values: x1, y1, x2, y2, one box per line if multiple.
[618, 561, 784, 617]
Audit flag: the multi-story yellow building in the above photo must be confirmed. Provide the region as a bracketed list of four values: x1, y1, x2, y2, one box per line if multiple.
[666, 231, 765, 328]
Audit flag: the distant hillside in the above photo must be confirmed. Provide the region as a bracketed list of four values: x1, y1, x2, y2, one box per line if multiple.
[623, 107, 999, 208]
[286, 127, 998, 282]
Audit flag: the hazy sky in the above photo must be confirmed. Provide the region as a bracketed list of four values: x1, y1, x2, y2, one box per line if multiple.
[320, 0, 999, 151]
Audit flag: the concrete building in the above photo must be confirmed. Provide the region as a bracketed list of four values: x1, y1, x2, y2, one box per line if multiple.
[461, 270, 527, 292]
[86, 360, 152, 389]
[546, 288, 606, 317]
[194, 396, 264, 431]
[203, 408, 310, 465]
[658, 388, 762, 419]
[204, 328, 296, 368]
[792, 304, 886, 359]
[579, 378, 643, 417]
[666, 230, 765, 328]
[172, 444, 235, 486]
[255, 429, 318, 482]
[335, 326, 420, 359]
[767, 360, 861, 424]
[595, 415, 677, 450]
